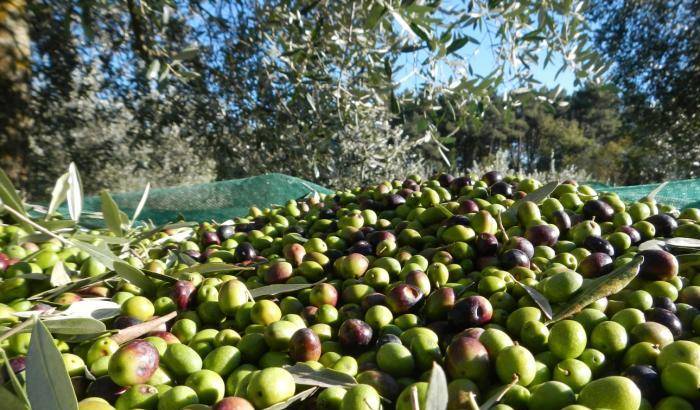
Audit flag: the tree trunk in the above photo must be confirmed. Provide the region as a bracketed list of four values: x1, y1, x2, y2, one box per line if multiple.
[0, 0, 31, 186]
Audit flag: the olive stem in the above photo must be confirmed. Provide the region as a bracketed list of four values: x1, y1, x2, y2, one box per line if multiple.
[110, 310, 177, 345]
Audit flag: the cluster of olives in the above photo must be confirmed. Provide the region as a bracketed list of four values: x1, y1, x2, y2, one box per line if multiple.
[1, 171, 700, 410]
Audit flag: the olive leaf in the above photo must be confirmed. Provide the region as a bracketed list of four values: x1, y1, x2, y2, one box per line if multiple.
[249, 282, 318, 299]
[263, 387, 318, 410]
[478, 374, 520, 410]
[665, 237, 700, 249]
[129, 182, 151, 229]
[26, 320, 79, 410]
[285, 363, 357, 388]
[677, 252, 700, 271]
[515, 280, 553, 320]
[0, 348, 30, 407]
[0, 168, 31, 231]
[644, 181, 668, 201]
[425, 362, 448, 410]
[142, 269, 178, 284]
[35, 219, 76, 232]
[71, 239, 121, 270]
[179, 262, 253, 275]
[49, 262, 72, 287]
[638, 239, 665, 251]
[42, 317, 107, 335]
[504, 180, 560, 220]
[0, 385, 27, 410]
[66, 163, 83, 223]
[57, 299, 121, 320]
[73, 233, 130, 245]
[46, 172, 70, 220]
[100, 190, 123, 236]
[114, 261, 156, 295]
[549, 256, 644, 324]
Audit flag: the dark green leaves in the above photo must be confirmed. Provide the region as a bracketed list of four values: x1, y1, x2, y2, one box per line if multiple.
[446, 35, 477, 55]
[504, 181, 560, 220]
[26, 321, 78, 410]
[100, 190, 123, 236]
[549, 256, 644, 324]
[284, 363, 357, 388]
[426, 362, 448, 410]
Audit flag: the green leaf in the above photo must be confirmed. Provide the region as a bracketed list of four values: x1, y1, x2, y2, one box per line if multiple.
[0, 385, 27, 410]
[446, 35, 476, 55]
[665, 237, 700, 249]
[46, 173, 69, 220]
[479, 374, 519, 410]
[70, 239, 120, 270]
[179, 262, 253, 275]
[174, 46, 198, 61]
[517, 280, 553, 320]
[426, 362, 448, 410]
[42, 317, 107, 335]
[114, 261, 155, 295]
[100, 190, 123, 236]
[0, 168, 31, 231]
[66, 163, 83, 223]
[284, 363, 357, 388]
[26, 320, 79, 410]
[147, 60, 161, 80]
[366, 4, 387, 29]
[72, 233, 130, 245]
[129, 183, 151, 228]
[249, 282, 317, 299]
[504, 180, 559, 220]
[142, 269, 178, 284]
[34, 219, 76, 232]
[0, 348, 30, 407]
[263, 387, 318, 410]
[644, 181, 668, 201]
[49, 262, 72, 287]
[549, 256, 644, 324]
[410, 22, 432, 46]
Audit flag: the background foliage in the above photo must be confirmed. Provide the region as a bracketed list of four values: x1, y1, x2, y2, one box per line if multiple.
[0, 0, 697, 199]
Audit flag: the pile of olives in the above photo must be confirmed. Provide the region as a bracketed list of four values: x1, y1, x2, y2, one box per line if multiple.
[1, 171, 700, 410]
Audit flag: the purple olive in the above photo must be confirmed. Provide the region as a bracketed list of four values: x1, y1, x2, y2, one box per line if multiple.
[617, 226, 642, 244]
[482, 171, 503, 186]
[476, 233, 499, 256]
[438, 173, 455, 188]
[458, 200, 479, 214]
[113, 316, 143, 329]
[583, 200, 615, 222]
[500, 249, 530, 269]
[217, 224, 235, 241]
[645, 214, 678, 237]
[453, 327, 485, 341]
[235, 242, 257, 261]
[450, 177, 474, 193]
[639, 250, 678, 281]
[579, 252, 614, 278]
[264, 261, 293, 284]
[385, 283, 423, 314]
[201, 231, 221, 247]
[583, 236, 615, 256]
[376, 333, 402, 347]
[445, 336, 491, 381]
[448, 295, 493, 330]
[366, 231, 396, 247]
[652, 296, 676, 313]
[644, 308, 682, 338]
[171, 280, 196, 311]
[348, 240, 373, 256]
[503, 236, 535, 259]
[551, 209, 572, 233]
[622, 365, 662, 403]
[361, 293, 387, 311]
[338, 319, 374, 351]
[425, 287, 456, 321]
[289, 328, 322, 362]
[490, 181, 513, 198]
[85, 376, 127, 402]
[525, 224, 559, 246]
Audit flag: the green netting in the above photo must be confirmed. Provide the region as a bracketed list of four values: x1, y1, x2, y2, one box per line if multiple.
[70, 173, 332, 225]
[588, 178, 700, 210]
[66, 174, 700, 226]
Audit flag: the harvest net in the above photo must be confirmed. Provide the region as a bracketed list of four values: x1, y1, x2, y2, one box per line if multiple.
[70, 175, 700, 225]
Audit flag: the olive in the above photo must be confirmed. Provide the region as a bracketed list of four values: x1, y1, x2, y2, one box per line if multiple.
[438, 173, 455, 187]
[638, 250, 678, 281]
[551, 209, 573, 233]
[583, 236, 615, 256]
[525, 224, 559, 246]
[376, 333, 402, 346]
[458, 199, 479, 213]
[482, 171, 503, 186]
[338, 319, 374, 351]
[216, 224, 235, 241]
[171, 280, 196, 311]
[289, 328, 322, 362]
[617, 226, 642, 244]
[234, 242, 257, 261]
[503, 236, 535, 259]
[622, 365, 662, 403]
[500, 249, 530, 269]
[448, 295, 493, 330]
[490, 181, 513, 197]
[385, 283, 423, 314]
[202, 231, 221, 247]
[475, 233, 499, 256]
[644, 308, 682, 338]
[583, 200, 615, 222]
[653, 296, 677, 313]
[579, 252, 613, 278]
[645, 213, 678, 237]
